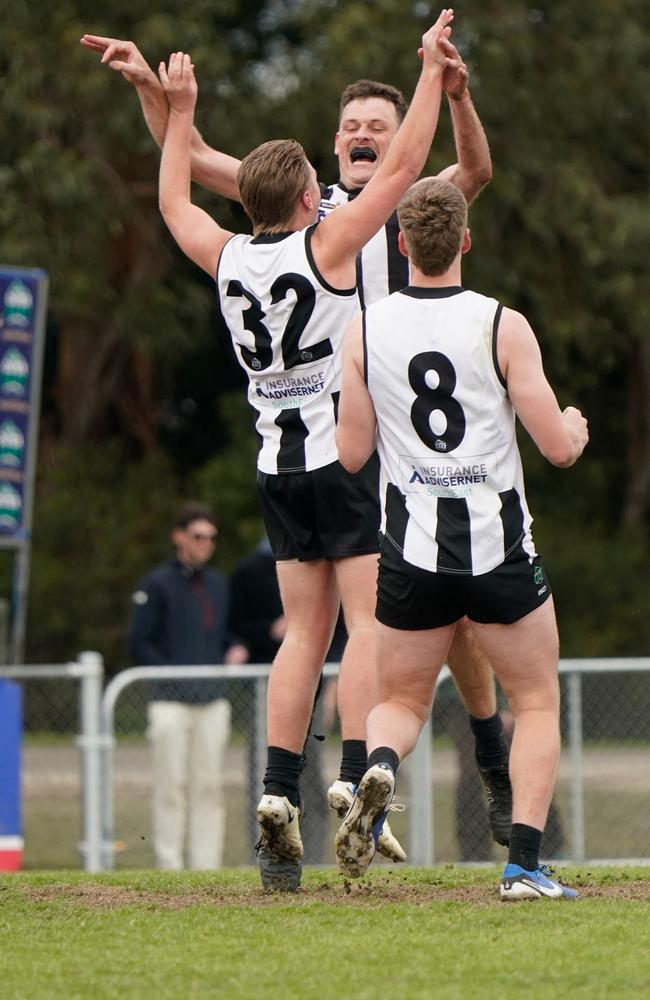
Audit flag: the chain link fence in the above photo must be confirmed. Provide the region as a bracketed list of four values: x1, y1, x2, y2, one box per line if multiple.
[4, 658, 649, 870]
[100, 665, 336, 871]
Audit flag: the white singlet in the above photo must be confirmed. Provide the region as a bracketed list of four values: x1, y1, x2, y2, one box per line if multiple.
[319, 182, 409, 307]
[363, 285, 537, 575]
[217, 226, 357, 474]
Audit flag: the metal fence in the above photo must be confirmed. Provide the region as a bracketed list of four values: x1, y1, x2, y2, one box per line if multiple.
[3, 656, 649, 871]
[0, 652, 103, 871]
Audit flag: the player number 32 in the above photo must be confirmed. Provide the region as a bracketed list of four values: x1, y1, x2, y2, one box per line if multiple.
[226, 274, 333, 372]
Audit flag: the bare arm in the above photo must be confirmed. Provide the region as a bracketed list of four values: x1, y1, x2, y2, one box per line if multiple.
[497, 308, 589, 468]
[190, 131, 241, 201]
[80, 35, 241, 200]
[434, 37, 492, 203]
[313, 9, 455, 284]
[336, 315, 377, 472]
[158, 53, 233, 278]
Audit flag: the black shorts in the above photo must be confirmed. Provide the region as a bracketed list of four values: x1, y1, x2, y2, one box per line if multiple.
[257, 455, 380, 561]
[376, 539, 552, 630]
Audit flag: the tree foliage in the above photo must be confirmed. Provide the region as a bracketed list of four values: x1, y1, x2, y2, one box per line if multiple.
[0, 0, 647, 663]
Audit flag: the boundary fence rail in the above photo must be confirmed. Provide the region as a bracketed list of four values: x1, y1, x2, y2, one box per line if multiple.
[3, 655, 649, 871]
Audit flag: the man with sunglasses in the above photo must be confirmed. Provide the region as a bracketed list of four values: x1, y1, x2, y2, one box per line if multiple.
[130, 501, 233, 870]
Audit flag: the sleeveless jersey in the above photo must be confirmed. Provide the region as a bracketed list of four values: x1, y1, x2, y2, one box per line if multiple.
[217, 226, 357, 474]
[319, 183, 409, 307]
[363, 286, 537, 576]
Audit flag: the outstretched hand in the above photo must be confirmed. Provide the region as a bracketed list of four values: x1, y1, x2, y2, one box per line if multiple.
[418, 8, 457, 70]
[159, 52, 198, 114]
[80, 34, 157, 87]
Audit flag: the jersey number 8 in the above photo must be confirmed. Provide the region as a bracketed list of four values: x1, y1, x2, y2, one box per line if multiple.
[408, 351, 466, 453]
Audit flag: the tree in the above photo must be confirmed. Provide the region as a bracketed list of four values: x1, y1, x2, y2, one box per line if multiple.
[1, 0, 647, 663]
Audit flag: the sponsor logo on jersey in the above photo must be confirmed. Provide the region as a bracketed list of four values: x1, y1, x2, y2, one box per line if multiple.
[253, 360, 332, 410]
[317, 200, 338, 222]
[401, 453, 494, 498]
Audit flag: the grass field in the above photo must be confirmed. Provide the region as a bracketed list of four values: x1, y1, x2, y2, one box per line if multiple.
[1, 867, 648, 999]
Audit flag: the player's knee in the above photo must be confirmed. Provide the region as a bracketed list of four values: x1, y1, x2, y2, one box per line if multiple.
[509, 680, 560, 717]
[380, 689, 433, 725]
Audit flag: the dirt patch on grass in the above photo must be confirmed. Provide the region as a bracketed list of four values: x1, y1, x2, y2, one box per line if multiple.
[22, 874, 650, 910]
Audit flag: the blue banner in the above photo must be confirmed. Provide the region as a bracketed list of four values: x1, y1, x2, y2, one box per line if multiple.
[0, 267, 48, 538]
[0, 678, 22, 869]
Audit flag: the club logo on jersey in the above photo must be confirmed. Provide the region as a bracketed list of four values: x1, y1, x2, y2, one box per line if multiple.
[534, 566, 544, 585]
[435, 439, 447, 451]
[401, 453, 494, 499]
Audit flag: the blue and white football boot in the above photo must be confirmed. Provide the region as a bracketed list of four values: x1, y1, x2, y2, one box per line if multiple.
[500, 863, 579, 901]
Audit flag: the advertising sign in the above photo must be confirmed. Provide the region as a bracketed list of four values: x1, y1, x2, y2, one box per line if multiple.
[0, 266, 48, 663]
[0, 268, 48, 540]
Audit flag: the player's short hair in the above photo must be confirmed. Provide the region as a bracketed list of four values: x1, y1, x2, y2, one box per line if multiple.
[238, 139, 312, 233]
[174, 502, 217, 530]
[397, 178, 468, 276]
[339, 80, 408, 124]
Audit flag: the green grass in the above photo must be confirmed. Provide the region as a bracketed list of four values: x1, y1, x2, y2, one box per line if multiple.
[0, 868, 648, 999]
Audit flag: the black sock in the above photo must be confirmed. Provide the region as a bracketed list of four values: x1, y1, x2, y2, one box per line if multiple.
[367, 746, 400, 775]
[508, 823, 543, 872]
[470, 712, 508, 770]
[339, 739, 367, 786]
[263, 746, 302, 806]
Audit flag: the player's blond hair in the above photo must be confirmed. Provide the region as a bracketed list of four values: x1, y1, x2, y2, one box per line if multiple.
[397, 178, 468, 275]
[238, 139, 312, 234]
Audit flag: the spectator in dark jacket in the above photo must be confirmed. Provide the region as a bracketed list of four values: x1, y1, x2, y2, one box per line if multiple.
[130, 502, 231, 870]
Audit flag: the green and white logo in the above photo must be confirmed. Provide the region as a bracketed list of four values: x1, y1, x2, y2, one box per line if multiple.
[0, 347, 29, 397]
[534, 566, 544, 585]
[0, 483, 22, 528]
[0, 420, 25, 467]
[3, 280, 33, 328]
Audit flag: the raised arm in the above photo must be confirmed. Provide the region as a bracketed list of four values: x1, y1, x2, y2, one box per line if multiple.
[313, 9, 455, 281]
[190, 130, 241, 201]
[80, 35, 241, 200]
[497, 308, 589, 468]
[158, 53, 233, 277]
[336, 315, 378, 473]
[434, 37, 492, 204]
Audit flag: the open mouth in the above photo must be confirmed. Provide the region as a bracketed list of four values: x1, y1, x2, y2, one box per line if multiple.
[350, 146, 377, 164]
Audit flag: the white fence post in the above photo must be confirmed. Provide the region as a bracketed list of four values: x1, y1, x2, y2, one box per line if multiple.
[567, 670, 586, 862]
[409, 715, 434, 866]
[253, 673, 268, 811]
[76, 651, 104, 872]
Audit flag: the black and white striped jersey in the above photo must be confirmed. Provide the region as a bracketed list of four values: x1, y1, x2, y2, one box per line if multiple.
[217, 226, 357, 474]
[319, 182, 409, 308]
[364, 286, 537, 576]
